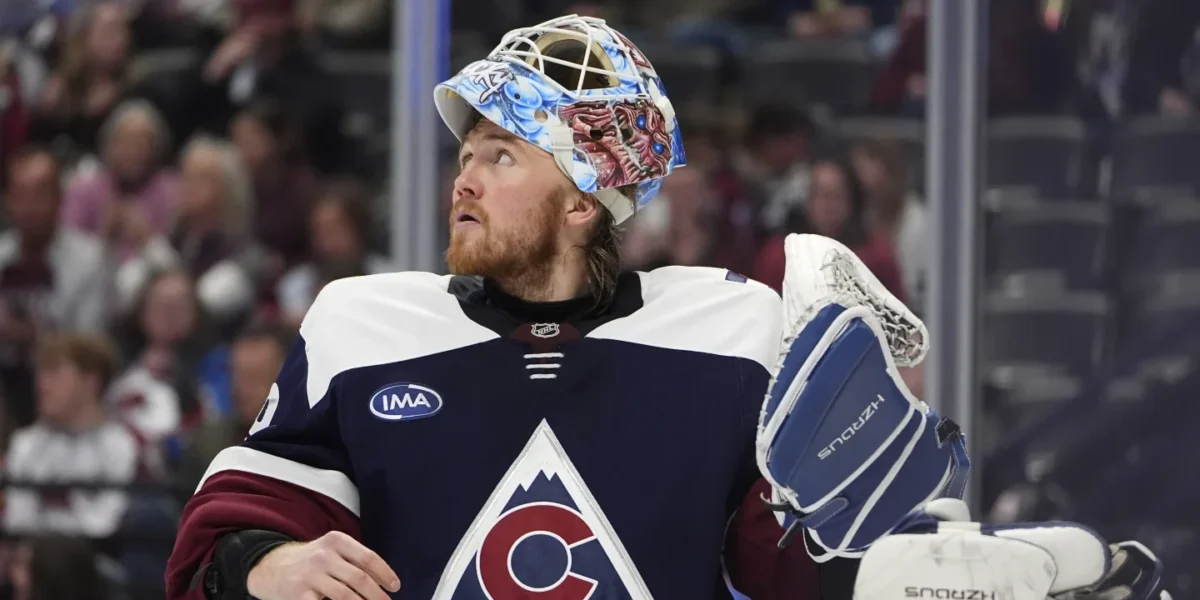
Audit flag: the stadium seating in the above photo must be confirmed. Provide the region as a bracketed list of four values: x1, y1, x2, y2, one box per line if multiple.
[981, 289, 1111, 378]
[321, 51, 392, 130]
[833, 116, 926, 190]
[1121, 270, 1200, 348]
[987, 200, 1110, 291]
[1112, 117, 1200, 200]
[1125, 202, 1200, 278]
[741, 39, 876, 115]
[985, 116, 1092, 197]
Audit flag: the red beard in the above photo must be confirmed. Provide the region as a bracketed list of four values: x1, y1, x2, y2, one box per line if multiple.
[445, 195, 564, 286]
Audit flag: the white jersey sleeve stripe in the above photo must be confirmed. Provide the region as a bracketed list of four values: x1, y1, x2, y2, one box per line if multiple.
[199, 446, 361, 516]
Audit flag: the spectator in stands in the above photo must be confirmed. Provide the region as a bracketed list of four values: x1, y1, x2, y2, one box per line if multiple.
[1124, 0, 1200, 116]
[734, 105, 815, 234]
[113, 135, 261, 325]
[230, 98, 317, 269]
[297, 0, 390, 47]
[777, 0, 896, 39]
[679, 115, 761, 276]
[0, 40, 43, 172]
[30, 1, 132, 154]
[171, 0, 236, 32]
[109, 268, 219, 445]
[851, 139, 926, 307]
[753, 156, 904, 296]
[61, 99, 178, 263]
[311, 256, 370, 292]
[1058, 0, 1133, 119]
[868, 0, 922, 58]
[0, 386, 15, 460]
[0, 147, 110, 428]
[871, 0, 1070, 115]
[199, 0, 301, 95]
[9, 534, 108, 600]
[621, 167, 718, 271]
[179, 0, 342, 169]
[3, 334, 139, 539]
[276, 178, 390, 326]
[175, 322, 292, 496]
[0, 1, 47, 36]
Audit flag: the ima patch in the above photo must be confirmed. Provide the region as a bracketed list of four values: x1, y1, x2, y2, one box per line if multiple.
[432, 420, 653, 599]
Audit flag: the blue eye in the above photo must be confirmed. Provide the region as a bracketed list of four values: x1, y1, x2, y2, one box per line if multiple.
[652, 143, 665, 155]
[636, 115, 646, 129]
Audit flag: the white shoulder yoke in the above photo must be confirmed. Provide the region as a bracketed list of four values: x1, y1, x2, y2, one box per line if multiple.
[300, 272, 499, 406]
[589, 266, 783, 371]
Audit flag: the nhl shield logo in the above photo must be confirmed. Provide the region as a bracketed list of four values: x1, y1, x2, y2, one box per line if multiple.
[531, 323, 560, 339]
[432, 420, 653, 599]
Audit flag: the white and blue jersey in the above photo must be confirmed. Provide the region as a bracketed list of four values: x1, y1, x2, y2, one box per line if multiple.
[172, 267, 786, 599]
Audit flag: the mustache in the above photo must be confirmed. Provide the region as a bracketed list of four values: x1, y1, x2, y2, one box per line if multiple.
[451, 201, 488, 226]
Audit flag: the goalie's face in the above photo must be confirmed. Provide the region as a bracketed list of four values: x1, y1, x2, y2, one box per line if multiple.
[446, 119, 575, 280]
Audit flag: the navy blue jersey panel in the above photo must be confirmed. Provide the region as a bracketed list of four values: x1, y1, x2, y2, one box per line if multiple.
[336, 336, 768, 599]
[242, 334, 355, 481]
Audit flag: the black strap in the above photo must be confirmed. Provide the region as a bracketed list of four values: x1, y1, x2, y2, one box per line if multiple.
[936, 417, 963, 446]
[195, 530, 295, 599]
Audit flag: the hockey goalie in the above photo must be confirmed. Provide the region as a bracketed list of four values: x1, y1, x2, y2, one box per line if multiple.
[165, 14, 1170, 600]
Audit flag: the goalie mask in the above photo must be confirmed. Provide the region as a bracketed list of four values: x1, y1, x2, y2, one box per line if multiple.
[433, 15, 686, 224]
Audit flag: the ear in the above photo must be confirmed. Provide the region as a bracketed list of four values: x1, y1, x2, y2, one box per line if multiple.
[563, 190, 602, 230]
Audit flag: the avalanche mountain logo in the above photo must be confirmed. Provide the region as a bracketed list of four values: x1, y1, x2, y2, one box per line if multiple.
[432, 420, 653, 600]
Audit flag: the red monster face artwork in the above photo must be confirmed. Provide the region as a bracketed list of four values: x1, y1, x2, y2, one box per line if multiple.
[558, 99, 673, 190]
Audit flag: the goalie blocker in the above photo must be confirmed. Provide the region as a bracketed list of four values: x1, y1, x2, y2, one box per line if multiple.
[756, 234, 970, 560]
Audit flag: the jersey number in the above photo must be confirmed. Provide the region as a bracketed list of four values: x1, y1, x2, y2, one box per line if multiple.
[248, 383, 281, 436]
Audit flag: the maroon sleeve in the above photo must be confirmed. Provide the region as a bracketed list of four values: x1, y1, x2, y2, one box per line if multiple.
[725, 479, 821, 600]
[753, 236, 788, 294]
[165, 470, 361, 599]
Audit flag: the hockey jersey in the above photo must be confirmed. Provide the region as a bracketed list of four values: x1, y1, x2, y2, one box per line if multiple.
[167, 266, 821, 599]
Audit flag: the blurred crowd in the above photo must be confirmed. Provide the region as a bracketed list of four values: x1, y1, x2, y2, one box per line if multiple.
[1, 0, 1199, 597]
